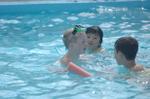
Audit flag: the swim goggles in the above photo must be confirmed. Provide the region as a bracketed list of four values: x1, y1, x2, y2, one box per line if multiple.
[72, 25, 85, 35]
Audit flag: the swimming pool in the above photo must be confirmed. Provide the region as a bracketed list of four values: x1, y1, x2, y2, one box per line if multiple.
[0, 1, 150, 99]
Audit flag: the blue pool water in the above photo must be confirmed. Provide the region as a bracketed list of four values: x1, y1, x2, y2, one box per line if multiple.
[0, 1, 150, 99]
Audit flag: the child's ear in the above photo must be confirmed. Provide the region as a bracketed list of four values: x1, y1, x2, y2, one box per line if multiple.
[118, 51, 125, 59]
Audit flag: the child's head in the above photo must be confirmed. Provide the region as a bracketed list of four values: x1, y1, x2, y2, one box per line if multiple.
[85, 26, 103, 50]
[114, 37, 138, 65]
[63, 28, 87, 56]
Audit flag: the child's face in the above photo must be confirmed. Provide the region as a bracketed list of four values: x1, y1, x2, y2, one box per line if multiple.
[69, 32, 88, 56]
[86, 33, 100, 49]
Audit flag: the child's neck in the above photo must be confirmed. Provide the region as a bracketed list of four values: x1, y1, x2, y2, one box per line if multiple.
[124, 60, 144, 72]
[124, 60, 136, 69]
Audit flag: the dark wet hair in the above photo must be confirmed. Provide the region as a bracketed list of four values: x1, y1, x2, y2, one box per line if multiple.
[86, 26, 103, 47]
[114, 37, 138, 60]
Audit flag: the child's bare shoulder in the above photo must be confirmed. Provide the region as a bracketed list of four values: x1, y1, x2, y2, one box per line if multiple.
[132, 64, 144, 72]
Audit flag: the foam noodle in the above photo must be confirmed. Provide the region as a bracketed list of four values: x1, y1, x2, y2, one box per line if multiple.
[68, 62, 92, 77]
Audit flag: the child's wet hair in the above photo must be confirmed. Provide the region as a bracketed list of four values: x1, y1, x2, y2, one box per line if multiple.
[114, 37, 138, 60]
[86, 26, 103, 46]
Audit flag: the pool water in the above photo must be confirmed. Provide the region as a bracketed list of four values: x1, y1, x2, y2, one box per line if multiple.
[0, 1, 150, 99]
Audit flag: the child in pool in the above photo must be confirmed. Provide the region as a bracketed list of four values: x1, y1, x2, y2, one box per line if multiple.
[48, 25, 88, 73]
[97, 37, 146, 79]
[114, 37, 150, 87]
[114, 36, 144, 72]
[60, 25, 88, 65]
